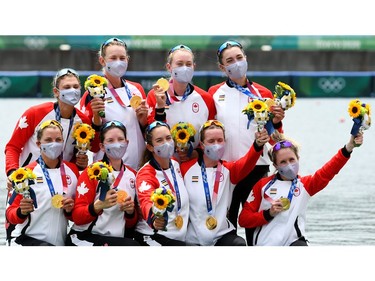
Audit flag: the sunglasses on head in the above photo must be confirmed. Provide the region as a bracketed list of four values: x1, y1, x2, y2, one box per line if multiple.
[54, 68, 79, 87]
[39, 119, 63, 132]
[201, 120, 224, 130]
[101, 120, 126, 131]
[146, 121, 170, 134]
[101, 37, 127, 52]
[169, 44, 192, 55]
[273, 140, 293, 152]
[217, 40, 243, 57]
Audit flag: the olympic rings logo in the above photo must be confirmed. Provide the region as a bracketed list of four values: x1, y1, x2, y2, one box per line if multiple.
[0, 77, 11, 94]
[24, 37, 49, 50]
[318, 77, 346, 94]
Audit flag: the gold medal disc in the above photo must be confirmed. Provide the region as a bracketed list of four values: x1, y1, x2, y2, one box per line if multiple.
[130, 95, 142, 109]
[117, 190, 128, 203]
[156, 78, 169, 91]
[174, 215, 183, 229]
[265, 98, 276, 109]
[206, 216, 217, 230]
[51, 194, 64, 209]
[280, 197, 291, 211]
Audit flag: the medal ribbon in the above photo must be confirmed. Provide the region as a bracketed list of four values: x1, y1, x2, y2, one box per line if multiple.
[228, 79, 262, 99]
[155, 160, 181, 214]
[106, 78, 133, 108]
[263, 175, 298, 204]
[38, 155, 67, 197]
[55, 105, 75, 155]
[165, 81, 191, 105]
[111, 164, 124, 190]
[201, 161, 222, 216]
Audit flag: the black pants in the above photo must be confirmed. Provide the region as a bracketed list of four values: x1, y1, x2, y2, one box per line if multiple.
[66, 229, 140, 246]
[228, 165, 269, 246]
[13, 234, 54, 246]
[215, 230, 246, 246]
[134, 231, 186, 246]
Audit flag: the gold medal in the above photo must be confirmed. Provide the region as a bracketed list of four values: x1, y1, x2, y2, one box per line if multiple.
[280, 197, 290, 211]
[206, 216, 217, 230]
[117, 190, 128, 203]
[265, 98, 276, 109]
[51, 194, 64, 209]
[174, 215, 183, 229]
[156, 78, 169, 91]
[129, 95, 142, 109]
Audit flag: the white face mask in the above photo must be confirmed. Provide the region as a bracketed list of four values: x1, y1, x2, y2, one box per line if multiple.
[225, 60, 248, 80]
[203, 143, 225, 161]
[105, 60, 128, 78]
[154, 140, 175, 159]
[58, 88, 81, 106]
[277, 162, 299, 180]
[104, 142, 128, 160]
[40, 142, 63, 160]
[171, 66, 194, 83]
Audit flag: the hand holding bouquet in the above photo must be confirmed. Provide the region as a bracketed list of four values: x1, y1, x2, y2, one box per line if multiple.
[348, 99, 371, 137]
[87, 161, 114, 201]
[84, 74, 108, 117]
[72, 122, 96, 155]
[242, 98, 271, 132]
[150, 187, 176, 230]
[8, 167, 38, 208]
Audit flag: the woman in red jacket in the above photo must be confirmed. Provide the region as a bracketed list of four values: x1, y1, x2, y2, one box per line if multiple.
[67, 120, 140, 246]
[238, 133, 364, 246]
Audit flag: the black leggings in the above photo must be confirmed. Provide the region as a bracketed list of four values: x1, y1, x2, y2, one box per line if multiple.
[66, 230, 140, 246]
[228, 165, 269, 246]
[134, 231, 186, 246]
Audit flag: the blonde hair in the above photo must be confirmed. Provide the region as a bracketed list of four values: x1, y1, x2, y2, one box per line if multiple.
[268, 131, 300, 163]
[99, 37, 128, 58]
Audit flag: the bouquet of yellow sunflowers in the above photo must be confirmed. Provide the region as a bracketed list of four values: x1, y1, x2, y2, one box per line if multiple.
[84, 74, 108, 117]
[170, 122, 196, 154]
[242, 98, 272, 133]
[150, 187, 176, 230]
[273, 81, 297, 110]
[72, 122, 96, 155]
[347, 99, 371, 136]
[8, 167, 38, 208]
[87, 161, 114, 201]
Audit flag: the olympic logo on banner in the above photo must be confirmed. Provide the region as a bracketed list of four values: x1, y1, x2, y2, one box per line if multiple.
[24, 36, 49, 50]
[318, 77, 346, 94]
[0, 77, 11, 94]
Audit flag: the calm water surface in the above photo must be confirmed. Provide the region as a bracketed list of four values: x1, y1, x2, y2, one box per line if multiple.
[1, 98, 374, 246]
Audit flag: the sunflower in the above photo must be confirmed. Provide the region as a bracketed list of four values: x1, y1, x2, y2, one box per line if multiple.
[171, 122, 196, 147]
[152, 194, 170, 209]
[10, 167, 36, 184]
[84, 74, 108, 90]
[250, 99, 268, 113]
[176, 129, 190, 144]
[150, 187, 176, 211]
[348, 99, 362, 118]
[87, 161, 113, 181]
[10, 168, 28, 183]
[73, 123, 95, 144]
